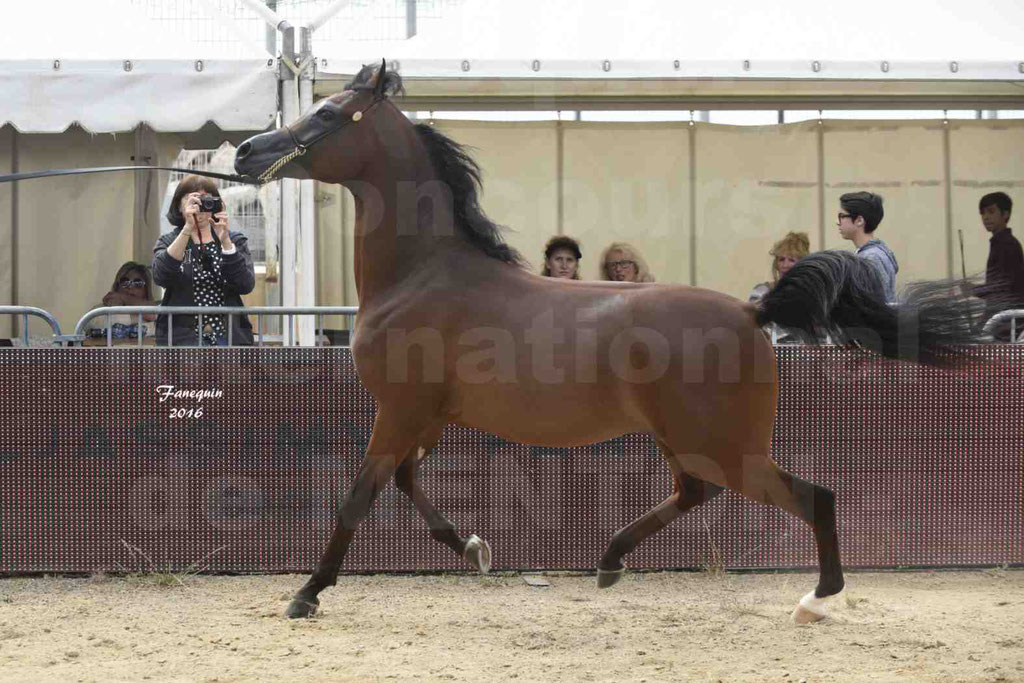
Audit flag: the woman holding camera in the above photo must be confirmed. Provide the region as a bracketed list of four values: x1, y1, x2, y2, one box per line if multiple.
[152, 174, 256, 346]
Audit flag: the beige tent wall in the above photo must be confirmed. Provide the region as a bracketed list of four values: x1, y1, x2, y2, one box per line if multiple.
[315, 121, 561, 319]
[563, 123, 690, 283]
[17, 129, 136, 337]
[313, 118, 1024, 312]
[316, 182, 355, 330]
[8, 119, 1022, 341]
[694, 121, 819, 298]
[0, 127, 12, 338]
[949, 120, 1024, 279]
[822, 121, 948, 285]
[435, 121, 560, 274]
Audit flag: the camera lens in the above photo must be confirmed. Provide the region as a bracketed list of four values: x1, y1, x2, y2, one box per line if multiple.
[199, 196, 221, 212]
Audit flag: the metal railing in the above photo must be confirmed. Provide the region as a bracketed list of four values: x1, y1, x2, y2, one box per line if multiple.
[982, 309, 1024, 343]
[0, 306, 67, 346]
[74, 306, 358, 347]
[3, 304, 1022, 348]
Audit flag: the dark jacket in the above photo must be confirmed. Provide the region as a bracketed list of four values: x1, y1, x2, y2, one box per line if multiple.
[152, 229, 256, 346]
[975, 228, 1024, 308]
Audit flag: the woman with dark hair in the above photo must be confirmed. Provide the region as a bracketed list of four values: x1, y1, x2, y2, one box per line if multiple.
[541, 235, 582, 280]
[152, 174, 256, 346]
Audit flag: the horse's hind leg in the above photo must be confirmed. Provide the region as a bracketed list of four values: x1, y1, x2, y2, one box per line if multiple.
[597, 442, 724, 588]
[285, 409, 424, 618]
[730, 455, 844, 623]
[394, 428, 491, 573]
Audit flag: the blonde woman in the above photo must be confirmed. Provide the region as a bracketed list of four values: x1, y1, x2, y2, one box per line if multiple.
[749, 231, 810, 303]
[600, 242, 656, 283]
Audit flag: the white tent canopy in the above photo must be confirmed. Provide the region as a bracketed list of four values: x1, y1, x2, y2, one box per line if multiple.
[315, 0, 1024, 107]
[1, 0, 277, 133]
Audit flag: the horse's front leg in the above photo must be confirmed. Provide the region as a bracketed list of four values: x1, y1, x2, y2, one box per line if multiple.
[285, 411, 421, 618]
[394, 430, 491, 573]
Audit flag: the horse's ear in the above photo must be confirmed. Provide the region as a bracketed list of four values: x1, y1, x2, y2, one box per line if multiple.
[374, 58, 387, 96]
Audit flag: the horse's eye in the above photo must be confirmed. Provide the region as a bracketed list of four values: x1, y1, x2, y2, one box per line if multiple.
[317, 109, 335, 121]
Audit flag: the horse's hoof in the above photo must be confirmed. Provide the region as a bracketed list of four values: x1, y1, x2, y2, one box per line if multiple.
[284, 598, 319, 619]
[596, 567, 624, 589]
[791, 591, 827, 624]
[464, 535, 491, 574]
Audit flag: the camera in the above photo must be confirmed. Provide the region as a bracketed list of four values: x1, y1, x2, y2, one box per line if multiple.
[199, 195, 223, 213]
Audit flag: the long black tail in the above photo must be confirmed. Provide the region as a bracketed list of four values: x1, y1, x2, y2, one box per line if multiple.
[755, 250, 989, 368]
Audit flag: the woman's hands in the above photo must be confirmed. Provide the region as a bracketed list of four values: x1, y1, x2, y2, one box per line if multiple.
[181, 192, 202, 239]
[182, 192, 230, 248]
[212, 210, 233, 250]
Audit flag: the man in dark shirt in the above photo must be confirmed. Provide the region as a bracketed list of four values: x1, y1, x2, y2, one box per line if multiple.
[974, 192, 1024, 339]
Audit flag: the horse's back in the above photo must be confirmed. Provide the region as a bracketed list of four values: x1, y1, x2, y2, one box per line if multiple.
[383, 268, 779, 447]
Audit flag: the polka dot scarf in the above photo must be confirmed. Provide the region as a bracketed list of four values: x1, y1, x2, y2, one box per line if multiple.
[189, 240, 226, 344]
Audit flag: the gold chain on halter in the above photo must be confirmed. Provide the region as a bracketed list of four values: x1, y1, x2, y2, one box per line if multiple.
[256, 99, 376, 184]
[258, 146, 307, 184]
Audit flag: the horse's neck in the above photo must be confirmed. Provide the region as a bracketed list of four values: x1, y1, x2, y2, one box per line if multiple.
[349, 156, 457, 305]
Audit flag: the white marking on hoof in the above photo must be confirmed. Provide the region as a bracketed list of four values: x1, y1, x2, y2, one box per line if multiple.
[464, 535, 491, 574]
[416, 447, 426, 461]
[791, 590, 828, 624]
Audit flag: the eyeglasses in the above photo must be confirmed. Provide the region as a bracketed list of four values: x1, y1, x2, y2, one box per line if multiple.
[119, 278, 146, 288]
[606, 260, 636, 270]
[837, 212, 855, 223]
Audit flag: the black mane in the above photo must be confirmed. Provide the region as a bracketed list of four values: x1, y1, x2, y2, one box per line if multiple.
[346, 62, 525, 267]
[412, 123, 525, 266]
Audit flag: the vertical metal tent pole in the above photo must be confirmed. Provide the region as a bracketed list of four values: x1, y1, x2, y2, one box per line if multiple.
[264, 1, 277, 54]
[280, 25, 300, 345]
[234, 0, 291, 343]
[406, 0, 417, 38]
[297, 27, 316, 346]
[132, 124, 159, 266]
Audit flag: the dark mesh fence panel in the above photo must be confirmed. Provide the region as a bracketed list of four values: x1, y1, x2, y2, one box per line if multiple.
[0, 346, 1020, 573]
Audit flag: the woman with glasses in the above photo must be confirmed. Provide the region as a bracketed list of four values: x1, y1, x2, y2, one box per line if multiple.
[600, 242, 656, 283]
[86, 261, 158, 340]
[152, 174, 256, 346]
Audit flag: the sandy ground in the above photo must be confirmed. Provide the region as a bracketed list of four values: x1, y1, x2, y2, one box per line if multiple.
[0, 569, 1022, 683]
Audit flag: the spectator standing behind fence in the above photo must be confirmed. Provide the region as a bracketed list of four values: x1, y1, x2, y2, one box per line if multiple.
[749, 231, 810, 344]
[541, 235, 582, 280]
[600, 242, 656, 282]
[837, 191, 898, 302]
[972, 192, 1024, 337]
[86, 261, 158, 339]
[152, 174, 255, 346]
[749, 231, 810, 304]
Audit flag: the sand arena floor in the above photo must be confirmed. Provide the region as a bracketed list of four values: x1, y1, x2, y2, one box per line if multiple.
[1, 569, 1022, 682]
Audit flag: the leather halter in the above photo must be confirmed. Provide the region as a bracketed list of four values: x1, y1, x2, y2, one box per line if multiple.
[258, 94, 384, 184]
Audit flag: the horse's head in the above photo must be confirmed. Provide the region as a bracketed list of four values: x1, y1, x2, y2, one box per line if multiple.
[234, 60, 402, 185]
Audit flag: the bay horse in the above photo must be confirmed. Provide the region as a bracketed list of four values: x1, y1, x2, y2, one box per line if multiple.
[234, 61, 983, 622]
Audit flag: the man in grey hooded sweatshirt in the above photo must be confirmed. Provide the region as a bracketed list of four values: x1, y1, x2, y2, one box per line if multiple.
[837, 191, 899, 302]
